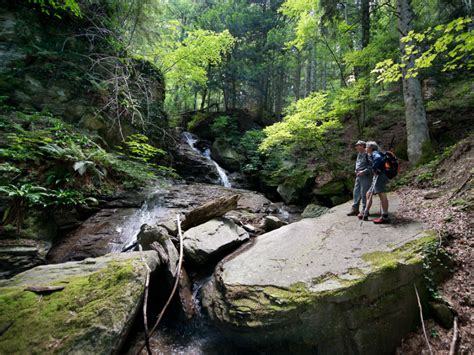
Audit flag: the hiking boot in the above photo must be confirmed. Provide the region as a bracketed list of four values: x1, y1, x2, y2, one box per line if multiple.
[358, 213, 365, 220]
[347, 209, 359, 216]
[373, 215, 390, 224]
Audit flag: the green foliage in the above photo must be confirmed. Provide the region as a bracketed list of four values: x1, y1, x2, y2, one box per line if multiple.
[210, 116, 239, 144]
[238, 129, 266, 174]
[415, 171, 434, 184]
[0, 184, 51, 209]
[259, 91, 346, 187]
[421, 240, 453, 300]
[135, 17, 235, 113]
[373, 17, 473, 83]
[260, 92, 342, 153]
[187, 112, 208, 131]
[425, 78, 474, 112]
[122, 134, 165, 163]
[0, 184, 51, 232]
[29, 0, 82, 18]
[0, 111, 173, 195]
[0, 163, 21, 175]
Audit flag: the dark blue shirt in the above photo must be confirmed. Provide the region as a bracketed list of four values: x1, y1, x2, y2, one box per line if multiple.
[371, 150, 385, 174]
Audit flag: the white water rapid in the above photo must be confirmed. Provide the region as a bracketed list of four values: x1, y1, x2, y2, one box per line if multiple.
[112, 187, 167, 252]
[183, 132, 232, 188]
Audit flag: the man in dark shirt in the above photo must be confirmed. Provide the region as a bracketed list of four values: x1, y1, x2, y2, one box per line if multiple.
[347, 140, 373, 216]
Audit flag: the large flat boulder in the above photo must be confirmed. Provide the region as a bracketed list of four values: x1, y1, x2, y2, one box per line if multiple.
[183, 218, 249, 265]
[202, 194, 443, 354]
[0, 251, 159, 354]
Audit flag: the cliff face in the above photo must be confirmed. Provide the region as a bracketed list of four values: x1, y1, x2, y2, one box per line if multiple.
[0, 0, 166, 146]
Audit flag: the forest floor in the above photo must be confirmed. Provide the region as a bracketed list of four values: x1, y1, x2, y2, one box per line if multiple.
[395, 136, 473, 354]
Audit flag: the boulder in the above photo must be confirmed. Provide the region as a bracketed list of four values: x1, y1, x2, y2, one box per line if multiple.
[211, 138, 243, 172]
[183, 218, 249, 265]
[0, 251, 159, 354]
[0, 239, 50, 279]
[47, 208, 139, 263]
[171, 135, 221, 185]
[202, 195, 446, 354]
[312, 179, 352, 206]
[137, 225, 170, 251]
[181, 194, 240, 231]
[263, 215, 286, 231]
[237, 192, 272, 213]
[429, 301, 455, 329]
[313, 180, 345, 196]
[140, 225, 196, 320]
[158, 219, 178, 237]
[277, 182, 300, 204]
[301, 204, 329, 218]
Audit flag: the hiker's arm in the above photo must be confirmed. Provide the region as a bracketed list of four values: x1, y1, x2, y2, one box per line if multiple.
[358, 156, 373, 176]
[364, 163, 373, 176]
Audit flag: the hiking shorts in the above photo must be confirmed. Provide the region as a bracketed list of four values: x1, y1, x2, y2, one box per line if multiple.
[370, 173, 389, 194]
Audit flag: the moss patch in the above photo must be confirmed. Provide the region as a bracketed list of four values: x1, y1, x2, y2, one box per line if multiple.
[0, 260, 146, 354]
[362, 233, 438, 269]
[225, 232, 439, 323]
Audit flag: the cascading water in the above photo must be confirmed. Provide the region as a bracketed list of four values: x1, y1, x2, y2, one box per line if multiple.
[183, 132, 232, 188]
[111, 187, 167, 252]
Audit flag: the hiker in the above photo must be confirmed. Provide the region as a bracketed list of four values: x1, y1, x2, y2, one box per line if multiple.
[347, 140, 373, 217]
[362, 141, 390, 224]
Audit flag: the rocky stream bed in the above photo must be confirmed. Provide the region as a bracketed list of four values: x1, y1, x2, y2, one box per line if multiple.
[0, 133, 448, 354]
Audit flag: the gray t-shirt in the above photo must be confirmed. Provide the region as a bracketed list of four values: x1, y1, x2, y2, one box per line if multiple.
[355, 152, 372, 176]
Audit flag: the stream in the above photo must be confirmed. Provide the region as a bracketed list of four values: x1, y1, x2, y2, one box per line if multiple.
[111, 133, 292, 354]
[112, 187, 168, 253]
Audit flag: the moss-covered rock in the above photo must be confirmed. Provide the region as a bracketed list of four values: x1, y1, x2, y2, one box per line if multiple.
[202, 195, 448, 354]
[0, 251, 160, 354]
[301, 203, 329, 218]
[211, 138, 243, 172]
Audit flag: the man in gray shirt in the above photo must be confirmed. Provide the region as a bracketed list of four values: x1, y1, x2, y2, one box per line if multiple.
[347, 140, 373, 216]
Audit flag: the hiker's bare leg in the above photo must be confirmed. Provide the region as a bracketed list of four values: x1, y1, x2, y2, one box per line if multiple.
[379, 193, 389, 215]
[365, 191, 373, 215]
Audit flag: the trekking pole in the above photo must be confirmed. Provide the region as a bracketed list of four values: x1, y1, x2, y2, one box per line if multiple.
[360, 175, 379, 227]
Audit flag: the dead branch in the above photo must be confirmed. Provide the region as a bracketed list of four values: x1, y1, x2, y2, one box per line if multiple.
[136, 214, 184, 355]
[138, 245, 152, 355]
[450, 173, 472, 200]
[449, 316, 458, 355]
[414, 284, 433, 355]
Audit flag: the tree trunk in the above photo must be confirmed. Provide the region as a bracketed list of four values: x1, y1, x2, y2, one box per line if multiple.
[397, 0, 430, 164]
[231, 78, 236, 110]
[358, 0, 370, 133]
[305, 52, 313, 96]
[200, 88, 207, 111]
[274, 69, 283, 115]
[295, 50, 302, 99]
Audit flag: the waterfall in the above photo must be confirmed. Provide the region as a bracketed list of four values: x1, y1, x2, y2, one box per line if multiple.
[112, 187, 167, 252]
[183, 132, 232, 188]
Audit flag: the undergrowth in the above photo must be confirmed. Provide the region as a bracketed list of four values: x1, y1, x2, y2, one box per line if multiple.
[0, 109, 175, 232]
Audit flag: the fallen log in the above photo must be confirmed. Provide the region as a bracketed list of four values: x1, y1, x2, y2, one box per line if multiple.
[181, 194, 240, 230]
